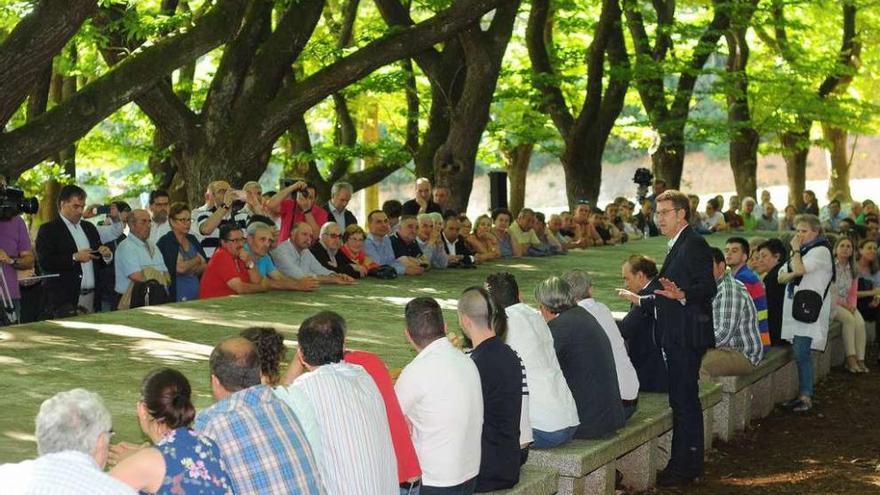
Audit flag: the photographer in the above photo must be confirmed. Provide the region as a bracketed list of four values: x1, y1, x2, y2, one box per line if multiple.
[266, 180, 328, 245]
[193, 180, 250, 259]
[0, 177, 35, 324]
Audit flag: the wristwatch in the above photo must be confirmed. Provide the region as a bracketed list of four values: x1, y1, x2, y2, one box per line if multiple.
[246, 261, 255, 270]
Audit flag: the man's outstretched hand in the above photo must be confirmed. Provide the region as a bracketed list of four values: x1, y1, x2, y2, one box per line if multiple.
[654, 277, 685, 301]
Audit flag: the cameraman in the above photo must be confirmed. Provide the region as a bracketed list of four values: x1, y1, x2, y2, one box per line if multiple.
[0, 176, 35, 323]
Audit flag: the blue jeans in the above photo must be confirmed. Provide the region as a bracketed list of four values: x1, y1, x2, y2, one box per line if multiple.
[532, 425, 578, 449]
[793, 336, 814, 397]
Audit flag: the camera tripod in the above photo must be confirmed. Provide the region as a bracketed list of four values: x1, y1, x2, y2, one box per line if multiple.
[0, 268, 17, 326]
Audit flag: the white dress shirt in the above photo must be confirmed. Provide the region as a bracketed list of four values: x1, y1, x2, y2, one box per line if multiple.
[0, 450, 136, 495]
[275, 362, 398, 494]
[578, 298, 640, 400]
[395, 338, 483, 487]
[504, 303, 580, 432]
[60, 216, 107, 290]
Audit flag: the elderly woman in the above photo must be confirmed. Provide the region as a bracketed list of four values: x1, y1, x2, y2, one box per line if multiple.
[110, 368, 233, 494]
[157, 202, 207, 302]
[832, 236, 868, 373]
[534, 277, 625, 439]
[741, 197, 759, 231]
[340, 224, 378, 275]
[777, 214, 834, 412]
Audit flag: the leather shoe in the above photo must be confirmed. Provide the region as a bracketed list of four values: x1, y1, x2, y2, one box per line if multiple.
[656, 469, 698, 487]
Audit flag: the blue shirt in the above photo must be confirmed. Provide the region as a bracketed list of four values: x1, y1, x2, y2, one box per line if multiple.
[195, 385, 324, 495]
[244, 245, 277, 278]
[115, 235, 167, 294]
[364, 233, 405, 275]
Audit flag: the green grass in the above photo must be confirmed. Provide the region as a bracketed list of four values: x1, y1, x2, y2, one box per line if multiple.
[0, 235, 733, 462]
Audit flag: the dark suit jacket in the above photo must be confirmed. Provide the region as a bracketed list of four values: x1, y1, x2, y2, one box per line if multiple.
[642, 225, 717, 349]
[441, 232, 474, 258]
[310, 243, 361, 278]
[401, 199, 442, 216]
[620, 278, 668, 393]
[35, 216, 108, 314]
[325, 202, 359, 229]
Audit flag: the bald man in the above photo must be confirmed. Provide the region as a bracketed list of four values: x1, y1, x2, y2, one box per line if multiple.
[458, 287, 526, 492]
[270, 223, 356, 284]
[114, 209, 168, 299]
[402, 177, 443, 216]
[196, 337, 323, 494]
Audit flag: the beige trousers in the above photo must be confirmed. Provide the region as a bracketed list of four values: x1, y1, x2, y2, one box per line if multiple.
[834, 307, 866, 360]
[700, 347, 756, 381]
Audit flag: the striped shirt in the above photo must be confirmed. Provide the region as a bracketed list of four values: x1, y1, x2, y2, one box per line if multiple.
[733, 265, 770, 348]
[0, 451, 136, 495]
[194, 385, 324, 495]
[193, 206, 249, 259]
[274, 362, 398, 494]
[713, 274, 764, 366]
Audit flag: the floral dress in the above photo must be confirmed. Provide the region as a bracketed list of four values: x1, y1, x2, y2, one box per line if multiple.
[149, 427, 234, 495]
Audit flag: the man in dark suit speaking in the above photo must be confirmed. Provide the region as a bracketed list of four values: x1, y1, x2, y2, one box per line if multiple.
[618, 189, 716, 486]
[36, 185, 112, 316]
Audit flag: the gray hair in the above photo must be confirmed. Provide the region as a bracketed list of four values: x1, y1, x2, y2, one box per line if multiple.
[36, 389, 111, 456]
[246, 222, 272, 236]
[417, 213, 433, 224]
[319, 221, 340, 236]
[795, 213, 821, 232]
[562, 269, 592, 301]
[534, 276, 576, 314]
[428, 212, 443, 223]
[331, 182, 353, 197]
[243, 181, 262, 193]
[742, 197, 756, 207]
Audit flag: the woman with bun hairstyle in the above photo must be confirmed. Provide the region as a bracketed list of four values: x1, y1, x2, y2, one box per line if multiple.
[110, 368, 233, 494]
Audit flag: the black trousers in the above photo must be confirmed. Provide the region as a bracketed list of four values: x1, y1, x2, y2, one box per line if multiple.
[662, 341, 707, 478]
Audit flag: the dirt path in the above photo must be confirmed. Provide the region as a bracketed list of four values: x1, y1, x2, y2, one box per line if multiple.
[641, 347, 880, 494]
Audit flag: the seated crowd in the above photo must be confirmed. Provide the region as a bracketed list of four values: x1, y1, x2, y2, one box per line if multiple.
[2, 173, 880, 492]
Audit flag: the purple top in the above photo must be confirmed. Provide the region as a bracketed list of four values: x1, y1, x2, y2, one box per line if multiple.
[0, 216, 31, 299]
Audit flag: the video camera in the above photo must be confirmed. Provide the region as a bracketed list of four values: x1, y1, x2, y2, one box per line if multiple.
[632, 167, 654, 203]
[0, 185, 39, 221]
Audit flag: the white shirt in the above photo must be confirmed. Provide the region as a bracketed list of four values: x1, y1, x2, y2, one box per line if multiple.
[148, 220, 171, 246]
[97, 221, 125, 244]
[60, 216, 101, 290]
[0, 450, 136, 495]
[395, 338, 483, 487]
[701, 211, 725, 231]
[504, 303, 579, 432]
[274, 363, 398, 494]
[578, 298, 640, 400]
[779, 245, 834, 350]
[270, 241, 332, 279]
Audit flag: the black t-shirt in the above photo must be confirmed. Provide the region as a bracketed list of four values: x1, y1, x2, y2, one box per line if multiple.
[401, 199, 442, 216]
[390, 233, 424, 259]
[549, 306, 625, 439]
[469, 336, 522, 492]
[763, 263, 786, 345]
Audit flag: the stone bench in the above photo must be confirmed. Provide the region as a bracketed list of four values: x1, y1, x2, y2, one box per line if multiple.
[524, 382, 722, 494]
[486, 465, 559, 495]
[812, 320, 844, 381]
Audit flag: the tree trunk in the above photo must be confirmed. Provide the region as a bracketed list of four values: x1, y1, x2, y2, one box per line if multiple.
[505, 143, 533, 216]
[781, 129, 809, 207]
[725, 3, 759, 200]
[50, 48, 78, 178]
[651, 135, 685, 189]
[822, 122, 851, 202]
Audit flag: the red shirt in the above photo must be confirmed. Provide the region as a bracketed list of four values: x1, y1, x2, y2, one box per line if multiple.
[199, 247, 251, 299]
[344, 350, 421, 482]
[278, 198, 329, 243]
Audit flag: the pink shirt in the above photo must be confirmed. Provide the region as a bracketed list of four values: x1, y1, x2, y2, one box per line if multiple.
[278, 199, 329, 243]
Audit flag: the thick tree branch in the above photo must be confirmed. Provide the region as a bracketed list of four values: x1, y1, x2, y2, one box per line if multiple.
[669, 0, 729, 120]
[246, 0, 515, 161]
[329, 93, 358, 183]
[622, 0, 670, 126]
[343, 160, 407, 191]
[818, 1, 858, 98]
[26, 64, 53, 122]
[0, 0, 97, 127]
[0, 0, 248, 178]
[373, 0, 445, 78]
[526, 0, 574, 139]
[201, 1, 273, 128]
[402, 59, 420, 153]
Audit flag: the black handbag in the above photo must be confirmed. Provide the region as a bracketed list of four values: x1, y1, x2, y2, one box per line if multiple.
[791, 249, 834, 324]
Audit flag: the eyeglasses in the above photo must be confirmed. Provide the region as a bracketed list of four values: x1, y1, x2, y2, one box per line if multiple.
[323, 233, 342, 239]
[655, 208, 681, 217]
[174, 217, 192, 223]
